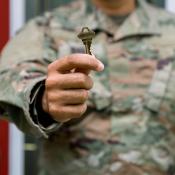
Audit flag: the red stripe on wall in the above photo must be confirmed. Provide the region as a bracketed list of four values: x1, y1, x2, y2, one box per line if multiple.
[0, 1, 9, 175]
[0, 0, 10, 50]
[0, 121, 9, 175]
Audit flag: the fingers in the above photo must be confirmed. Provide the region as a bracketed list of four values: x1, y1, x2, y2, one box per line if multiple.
[45, 73, 90, 122]
[46, 73, 93, 90]
[48, 103, 87, 122]
[46, 89, 88, 105]
[48, 54, 104, 73]
[42, 86, 89, 122]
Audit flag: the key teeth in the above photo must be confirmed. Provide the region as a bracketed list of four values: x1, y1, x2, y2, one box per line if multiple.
[86, 47, 92, 55]
[77, 27, 95, 55]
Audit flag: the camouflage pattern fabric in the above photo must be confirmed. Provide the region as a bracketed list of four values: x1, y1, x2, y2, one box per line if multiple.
[1, 0, 175, 174]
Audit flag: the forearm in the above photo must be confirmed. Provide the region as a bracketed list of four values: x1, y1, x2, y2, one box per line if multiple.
[0, 60, 49, 136]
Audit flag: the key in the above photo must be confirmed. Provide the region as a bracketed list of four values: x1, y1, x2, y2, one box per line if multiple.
[77, 27, 95, 55]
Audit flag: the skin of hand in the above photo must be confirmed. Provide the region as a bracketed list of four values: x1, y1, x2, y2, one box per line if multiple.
[42, 53, 104, 123]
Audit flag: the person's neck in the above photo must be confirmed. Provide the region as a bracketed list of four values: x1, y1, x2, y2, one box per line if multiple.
[91, 0, 136, 16]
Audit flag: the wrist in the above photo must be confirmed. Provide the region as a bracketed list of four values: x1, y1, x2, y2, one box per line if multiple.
[41, 90, 49, 114]
[35, 83, 57, 127]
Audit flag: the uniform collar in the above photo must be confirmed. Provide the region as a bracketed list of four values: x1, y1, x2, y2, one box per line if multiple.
[84, 0, 161, 40]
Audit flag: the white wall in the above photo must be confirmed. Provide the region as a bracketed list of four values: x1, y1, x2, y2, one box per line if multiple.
[166, 0, 175, 13]
[9, 1, 25, 175]
[10, 0, 25, 36]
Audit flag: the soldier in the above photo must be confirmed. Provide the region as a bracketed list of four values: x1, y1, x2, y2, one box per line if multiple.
[1, 0, 175, 174]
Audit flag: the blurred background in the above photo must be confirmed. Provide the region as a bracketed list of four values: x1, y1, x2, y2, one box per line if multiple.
[0, 0, 175, 175]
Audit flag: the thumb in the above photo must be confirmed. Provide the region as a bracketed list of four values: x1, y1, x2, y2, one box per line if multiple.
[75, 54, 104, 75]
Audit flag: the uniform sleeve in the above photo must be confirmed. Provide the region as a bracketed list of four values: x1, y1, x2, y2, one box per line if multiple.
[0, 17, 58, 138]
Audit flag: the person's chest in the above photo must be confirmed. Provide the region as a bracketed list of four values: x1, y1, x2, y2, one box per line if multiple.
[93, 32, 160, 114]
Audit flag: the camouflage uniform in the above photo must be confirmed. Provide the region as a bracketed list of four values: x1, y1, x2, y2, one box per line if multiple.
[1, 0, 175, 174]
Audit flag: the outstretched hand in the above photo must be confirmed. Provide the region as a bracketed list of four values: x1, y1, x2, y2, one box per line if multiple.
[42, 54, 104, 123]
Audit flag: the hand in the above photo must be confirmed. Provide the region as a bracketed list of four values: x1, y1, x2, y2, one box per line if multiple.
[42, 54, 104, 123]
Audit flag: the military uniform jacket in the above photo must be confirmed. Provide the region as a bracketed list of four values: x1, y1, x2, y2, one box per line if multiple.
[1, 0, 175, 174]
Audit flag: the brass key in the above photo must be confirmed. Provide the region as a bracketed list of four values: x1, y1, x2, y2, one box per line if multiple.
[77, 27, 95, 55]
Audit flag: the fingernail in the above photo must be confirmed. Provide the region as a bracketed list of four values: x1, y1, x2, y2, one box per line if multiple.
[92, 54, 104, 71]
[97, 60, 104, 71]
[91, 54, 104, 71]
